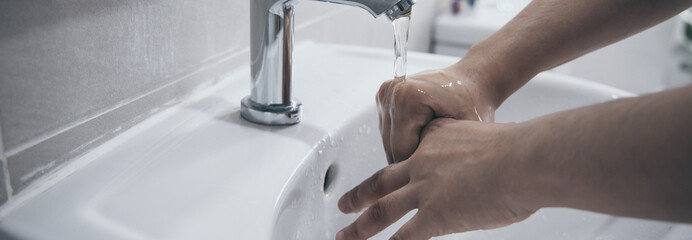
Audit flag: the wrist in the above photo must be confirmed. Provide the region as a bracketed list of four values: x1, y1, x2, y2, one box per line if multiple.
[444, 60, 501, 112]
[500, 120, 564, 212]
[450, 39, 542, 109]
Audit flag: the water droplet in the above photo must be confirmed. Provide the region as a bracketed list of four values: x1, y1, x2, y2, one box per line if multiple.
[474, 106, 483, 122]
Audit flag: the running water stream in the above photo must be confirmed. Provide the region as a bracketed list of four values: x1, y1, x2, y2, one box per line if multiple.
[392, 8, 412, 80]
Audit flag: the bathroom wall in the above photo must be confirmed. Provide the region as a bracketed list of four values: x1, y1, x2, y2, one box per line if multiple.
[552, 19, 676, 94]
[0, 0, 440, 206]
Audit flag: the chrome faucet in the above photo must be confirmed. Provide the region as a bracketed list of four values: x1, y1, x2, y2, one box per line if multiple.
[241, 0, 415, 125]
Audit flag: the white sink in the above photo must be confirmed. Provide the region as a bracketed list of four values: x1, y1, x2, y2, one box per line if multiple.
[1, 43, 690, 239]
[270, 73, 692, 239]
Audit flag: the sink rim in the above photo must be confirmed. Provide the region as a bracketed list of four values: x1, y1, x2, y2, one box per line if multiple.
[0, 42, 643, 240]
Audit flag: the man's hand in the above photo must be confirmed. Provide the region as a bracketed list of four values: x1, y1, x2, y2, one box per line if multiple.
[377, 66, 495, 163]
[337, 118, 535, 240]
[340, 84, 692, 240]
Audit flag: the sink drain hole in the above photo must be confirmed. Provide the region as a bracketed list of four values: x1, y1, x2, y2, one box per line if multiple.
[323, 164, 338, 194]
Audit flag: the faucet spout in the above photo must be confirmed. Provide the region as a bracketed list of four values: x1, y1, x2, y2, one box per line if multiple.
[318, 0, 415, 20]
[242, 0, 415, 125]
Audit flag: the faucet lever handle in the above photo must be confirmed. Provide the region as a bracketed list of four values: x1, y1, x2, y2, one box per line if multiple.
[385, 0, 415, 20]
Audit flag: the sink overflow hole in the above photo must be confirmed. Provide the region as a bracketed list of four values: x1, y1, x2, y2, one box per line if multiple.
[323, 164, 338, 194]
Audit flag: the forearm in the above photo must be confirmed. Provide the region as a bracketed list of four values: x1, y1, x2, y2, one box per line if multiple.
[514, 86, 692, 222]
[453, 0, 692, 108]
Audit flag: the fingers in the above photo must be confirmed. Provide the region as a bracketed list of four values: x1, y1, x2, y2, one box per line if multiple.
[337, 188, 417, 240]
[382, 109, 394, 164]
[389, 213, 438, 240]
[379, 79, 433, 163]
[389, 96, 433, 162]
[419, 118, 455, 141]
[378, 81, 395, 164]
[339, 163, 410, 213]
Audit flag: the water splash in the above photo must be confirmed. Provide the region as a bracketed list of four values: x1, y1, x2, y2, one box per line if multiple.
[456, 80, 495, 122]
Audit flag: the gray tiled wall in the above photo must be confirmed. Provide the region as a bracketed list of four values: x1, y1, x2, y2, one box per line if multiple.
[0, 0, 255, 198]
[0, 0, 440, 206]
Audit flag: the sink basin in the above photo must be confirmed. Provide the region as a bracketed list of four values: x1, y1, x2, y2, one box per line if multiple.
[1, 43, 690, 239]
[271, 73, 692, 239]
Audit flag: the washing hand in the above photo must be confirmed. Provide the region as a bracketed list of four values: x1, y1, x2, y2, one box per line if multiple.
[377, 64, 496, 163]
[338, 0, 692, 238]
[337, 118, 535, 240]
[339, 83, 692, 240]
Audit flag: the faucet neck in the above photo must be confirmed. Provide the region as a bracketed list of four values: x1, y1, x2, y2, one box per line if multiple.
[242, 0, 415, 126]
[242, 1, 300, 125]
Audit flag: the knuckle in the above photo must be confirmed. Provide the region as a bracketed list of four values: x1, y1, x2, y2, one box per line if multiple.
[368, 169, 386, 195]
[344, 223, 362, 239]
[347, 189, 360, 209]
[368, 201, 388, 223]
[392, 83, 409, 104]
[411, 147, 434, 162]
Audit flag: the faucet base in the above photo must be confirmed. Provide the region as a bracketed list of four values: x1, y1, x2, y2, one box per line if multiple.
[240, 97, 302, 125]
